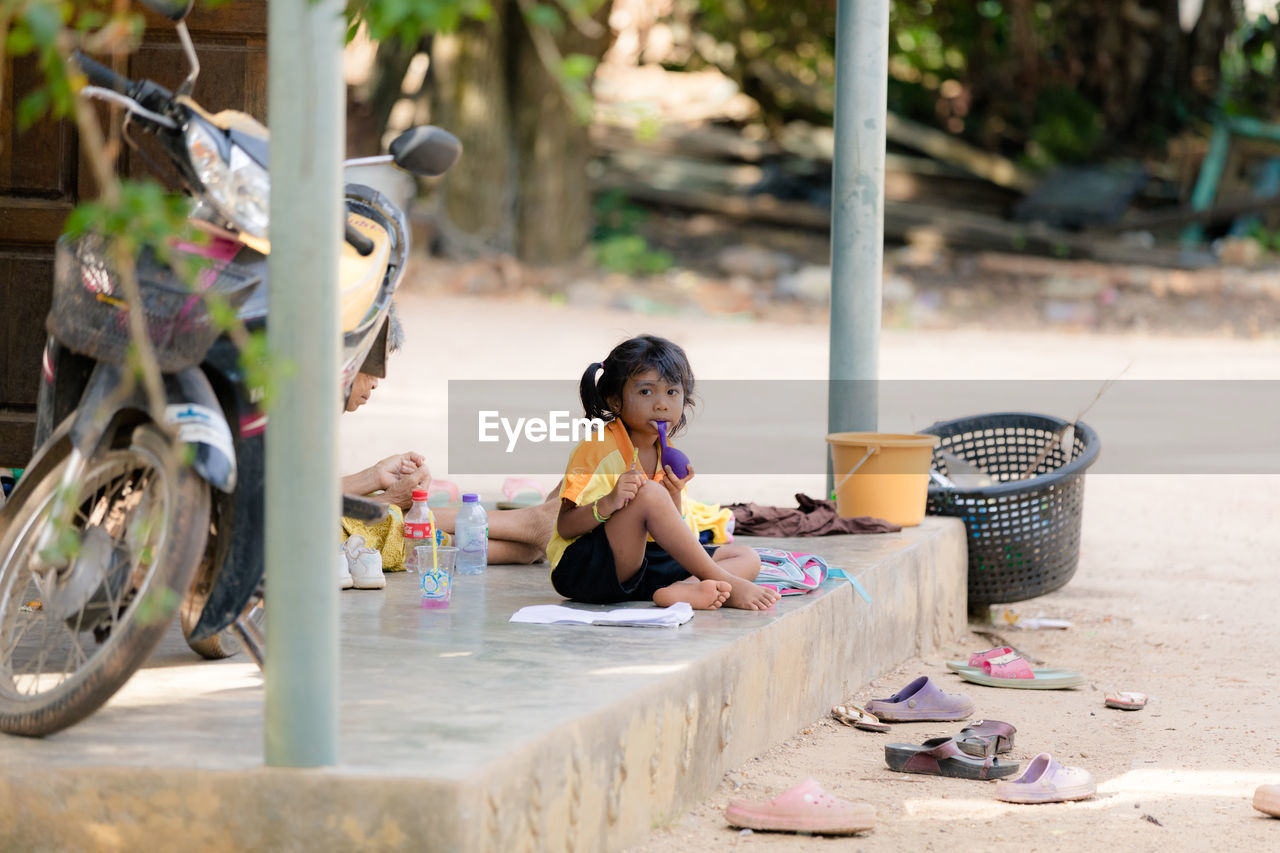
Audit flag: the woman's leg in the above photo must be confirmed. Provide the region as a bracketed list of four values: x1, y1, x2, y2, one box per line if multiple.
[487, 540, 544, 565]
[432, 496, 558, 564]
[604, 481, 779, 610]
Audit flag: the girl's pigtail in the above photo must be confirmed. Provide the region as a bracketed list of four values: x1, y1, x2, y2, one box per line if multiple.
[579, 362, 608, 421]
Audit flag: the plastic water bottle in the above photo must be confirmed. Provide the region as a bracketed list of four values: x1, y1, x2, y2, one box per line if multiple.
[403, 489, 434, 572]
[454, 493, 488, 575]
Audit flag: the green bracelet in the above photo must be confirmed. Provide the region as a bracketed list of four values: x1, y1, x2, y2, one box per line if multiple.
[592, 499, 612, 523]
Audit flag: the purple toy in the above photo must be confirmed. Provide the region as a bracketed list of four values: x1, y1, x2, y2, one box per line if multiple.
[656, 421, 690, 479]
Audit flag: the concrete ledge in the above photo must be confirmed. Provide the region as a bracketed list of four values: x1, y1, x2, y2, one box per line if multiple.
[1, 518, 966, 852]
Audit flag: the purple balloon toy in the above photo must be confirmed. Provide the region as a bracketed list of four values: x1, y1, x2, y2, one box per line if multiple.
[656, 421, 690, 479]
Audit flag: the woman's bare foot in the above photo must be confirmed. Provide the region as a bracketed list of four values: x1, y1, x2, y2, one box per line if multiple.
[654, 579, 732, 610]
[724, 576, 780, 611]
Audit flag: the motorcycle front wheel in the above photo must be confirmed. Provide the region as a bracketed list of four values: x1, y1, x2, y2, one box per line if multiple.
[0, 424, 209, 736]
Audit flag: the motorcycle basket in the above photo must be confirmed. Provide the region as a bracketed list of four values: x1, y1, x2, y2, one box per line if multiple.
[49, 234, 260, 372]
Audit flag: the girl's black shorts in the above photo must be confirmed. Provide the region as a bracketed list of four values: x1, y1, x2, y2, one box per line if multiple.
[550, 523, 718, 604]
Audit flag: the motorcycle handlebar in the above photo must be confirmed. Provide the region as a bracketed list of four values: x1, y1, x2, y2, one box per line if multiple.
[345, 222, 374, 256]
[73, 51, 136, 96]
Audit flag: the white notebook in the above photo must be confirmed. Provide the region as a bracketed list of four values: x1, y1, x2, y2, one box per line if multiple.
[509, 602, 694, 628]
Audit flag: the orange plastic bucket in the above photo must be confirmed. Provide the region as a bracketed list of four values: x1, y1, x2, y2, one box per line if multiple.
[825, 432, 940, 527]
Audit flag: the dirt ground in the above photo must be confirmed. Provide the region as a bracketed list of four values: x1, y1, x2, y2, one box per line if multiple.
[628, 474, 1280, 852]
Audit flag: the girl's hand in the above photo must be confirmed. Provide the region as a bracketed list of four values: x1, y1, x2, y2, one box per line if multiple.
[606, 465, 645, 515]
[662, 462, 694, 496]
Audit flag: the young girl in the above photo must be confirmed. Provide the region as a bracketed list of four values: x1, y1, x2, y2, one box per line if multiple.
[547, 335, 779, 611]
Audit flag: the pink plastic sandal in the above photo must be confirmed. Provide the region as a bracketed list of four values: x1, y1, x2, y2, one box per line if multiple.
[724, 779, 875, 835]
[497, 477, 545, 509]
[968, 646, 1015, 666]
[1104, 691, 1147, 710]
[426, 479, 459, 506]
[954, 652, 1086, 689]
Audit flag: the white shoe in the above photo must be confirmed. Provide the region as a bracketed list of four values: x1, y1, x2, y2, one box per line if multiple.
[338, 547, 353, 589]
[345, 535, 385, 590]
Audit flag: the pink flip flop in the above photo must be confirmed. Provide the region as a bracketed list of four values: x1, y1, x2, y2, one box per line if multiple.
[724, 779, 875, 835]
[426, 479, 460, 506]
[968, 646, 1014, 666]
[497, 477, 545, 509]
[955, 653, 1085, 690]
[994, 753, 1096, 803]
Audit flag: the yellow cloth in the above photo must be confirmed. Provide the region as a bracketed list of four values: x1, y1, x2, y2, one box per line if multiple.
[547, 420, 697, 567]
[686, 499, 733, 545]
[341, 503, 407, 571]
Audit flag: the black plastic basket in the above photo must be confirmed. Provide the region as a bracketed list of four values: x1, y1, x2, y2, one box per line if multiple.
[48, 235, 259, 372]
[921, 413, 1100, 607]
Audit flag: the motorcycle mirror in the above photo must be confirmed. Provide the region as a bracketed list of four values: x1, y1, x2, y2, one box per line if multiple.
[139, 0, 192, 21]
[389, 126, 462, 177]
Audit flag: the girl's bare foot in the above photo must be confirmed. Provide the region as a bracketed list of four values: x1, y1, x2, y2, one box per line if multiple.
[724, 576, 780, 611]
[654, 579, 732, 610]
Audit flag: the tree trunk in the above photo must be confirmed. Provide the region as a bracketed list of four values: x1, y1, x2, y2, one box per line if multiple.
[510, 4, 611, 264]
[430, 6, 517, 253]
[428, 0, 612, 263]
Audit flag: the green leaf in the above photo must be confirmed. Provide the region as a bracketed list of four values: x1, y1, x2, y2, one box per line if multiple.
[134, 585, 179, 626]
[76, 10, 106, 31]
[205, 293, 239, 331]
[17, 89, 50, 130]
[559, 53, 595, 81]
[6, 26, 35, 56]
[524, 4, 563, 34]
[65, 201, 105, 237]
[23, 1, 64, 46]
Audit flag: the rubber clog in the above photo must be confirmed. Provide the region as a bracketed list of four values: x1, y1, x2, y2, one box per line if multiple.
[724, 779, 875, 835]
[1254, 784, 1280, 817]
[865, 676, 974, 722]
[994, 753, 1096, 803]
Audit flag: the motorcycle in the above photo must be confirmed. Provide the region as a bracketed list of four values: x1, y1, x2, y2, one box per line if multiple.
[0, 0, 460, 736]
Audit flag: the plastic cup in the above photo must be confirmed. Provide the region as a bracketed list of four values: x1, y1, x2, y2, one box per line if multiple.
[417, 545, 457, 609]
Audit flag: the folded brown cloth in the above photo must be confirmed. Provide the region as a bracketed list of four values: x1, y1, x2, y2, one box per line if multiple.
[728, 493, 902, 537]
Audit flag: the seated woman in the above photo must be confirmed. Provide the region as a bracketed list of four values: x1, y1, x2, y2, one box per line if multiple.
[342, 339, 556, 566]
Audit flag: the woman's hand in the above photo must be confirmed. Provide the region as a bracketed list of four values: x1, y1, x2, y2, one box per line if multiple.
[379, 465, 432, 509]
[373, 452, 426, 491]
[342, 451, 429, 510]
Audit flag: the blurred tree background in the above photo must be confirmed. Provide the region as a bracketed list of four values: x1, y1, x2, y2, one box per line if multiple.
[667, 0, 1268, 165]
[346, 0, 1280, 263]
[349, 0, 613, 265]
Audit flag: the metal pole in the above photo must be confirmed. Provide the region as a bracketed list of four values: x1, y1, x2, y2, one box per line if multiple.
[827, 0, 889, 492]
[265, 0, 344, 767]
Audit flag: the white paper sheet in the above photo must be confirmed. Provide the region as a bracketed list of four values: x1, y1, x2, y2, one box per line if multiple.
[509, 602, 693, 628]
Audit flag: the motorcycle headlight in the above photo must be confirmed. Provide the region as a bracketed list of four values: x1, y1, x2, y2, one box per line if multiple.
[184, 122, 270, 239]
[227, 146, 270, 239]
